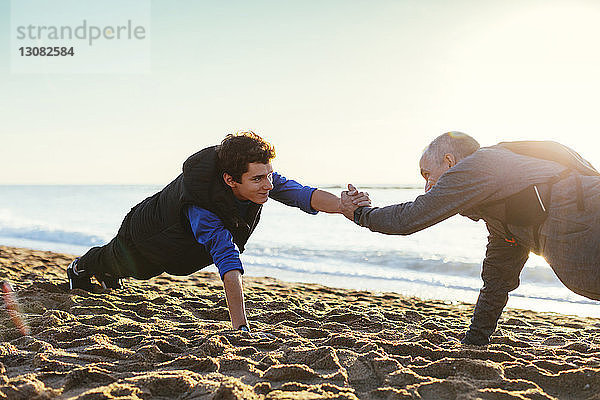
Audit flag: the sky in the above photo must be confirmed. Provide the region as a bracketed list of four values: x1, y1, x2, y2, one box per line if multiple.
[2, 0, 600, 185]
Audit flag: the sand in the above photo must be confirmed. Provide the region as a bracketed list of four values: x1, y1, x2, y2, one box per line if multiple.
[0, 245, 600, 399]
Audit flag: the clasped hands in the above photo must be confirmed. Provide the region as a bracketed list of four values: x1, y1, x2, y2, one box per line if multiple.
[341, 184, 371, 221]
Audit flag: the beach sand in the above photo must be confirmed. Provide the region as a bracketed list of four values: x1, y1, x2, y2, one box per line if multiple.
[1, 245, 599, 399]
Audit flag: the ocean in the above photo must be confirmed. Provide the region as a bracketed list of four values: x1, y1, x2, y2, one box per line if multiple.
[1, 185, 598, 317]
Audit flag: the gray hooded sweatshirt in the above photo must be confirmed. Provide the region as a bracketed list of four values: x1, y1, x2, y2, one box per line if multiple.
[356, 145, 600, 344]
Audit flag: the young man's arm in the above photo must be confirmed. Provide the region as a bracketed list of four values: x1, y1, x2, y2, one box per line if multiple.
[269, 172, 369, 214]
[309, 189, 342, 213]
[222, 269, 248, 329]
[187, 206, 249, 330]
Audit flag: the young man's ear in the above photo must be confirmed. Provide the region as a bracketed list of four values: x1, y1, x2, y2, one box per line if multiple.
[444, 153, 457, 168]
[223, 172, 237, 189]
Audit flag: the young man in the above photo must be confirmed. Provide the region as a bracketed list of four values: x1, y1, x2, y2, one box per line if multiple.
[68, 131, 369, 331]
[342, 132, 600, 345]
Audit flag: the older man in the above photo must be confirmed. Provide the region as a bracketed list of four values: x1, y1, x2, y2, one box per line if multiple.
[342, 132, 600, 345]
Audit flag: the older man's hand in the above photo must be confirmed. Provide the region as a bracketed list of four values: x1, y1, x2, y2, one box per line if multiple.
[341, 184, 370, 221]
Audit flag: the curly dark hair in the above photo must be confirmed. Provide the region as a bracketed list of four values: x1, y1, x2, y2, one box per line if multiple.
[217, 131, 276, 182]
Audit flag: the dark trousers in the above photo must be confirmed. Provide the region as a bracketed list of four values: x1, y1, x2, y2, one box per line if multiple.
[78, 232, 163, 280]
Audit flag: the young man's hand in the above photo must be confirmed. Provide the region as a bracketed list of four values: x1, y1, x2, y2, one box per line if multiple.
[310, 186, 370, 214]
[222, 269, 249, 330]
[341, 184, 370, 220]
[238, 329, 278, 340]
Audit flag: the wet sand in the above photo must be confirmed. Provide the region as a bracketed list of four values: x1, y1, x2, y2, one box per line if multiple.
[1, 245, 599, 399]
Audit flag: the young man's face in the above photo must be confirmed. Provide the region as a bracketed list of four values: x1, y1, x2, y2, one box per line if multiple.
[224, 162, 274, 204]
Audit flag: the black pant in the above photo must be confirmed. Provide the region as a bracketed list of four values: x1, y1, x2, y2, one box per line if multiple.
[78, 231, 163, 281]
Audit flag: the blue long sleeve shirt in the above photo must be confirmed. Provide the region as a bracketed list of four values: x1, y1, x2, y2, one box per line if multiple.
[186, 172, 318, 279]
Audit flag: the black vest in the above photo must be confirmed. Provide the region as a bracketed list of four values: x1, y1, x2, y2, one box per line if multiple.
[122, 146, 262, 276]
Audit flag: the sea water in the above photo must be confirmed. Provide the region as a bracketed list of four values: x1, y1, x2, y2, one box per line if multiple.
[1, 185, 598, 317]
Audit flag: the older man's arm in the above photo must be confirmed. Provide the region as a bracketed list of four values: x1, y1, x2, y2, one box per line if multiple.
[341, 158, 497, 235]
[341, 188, 464, 235]
[269, 173, 369, 214]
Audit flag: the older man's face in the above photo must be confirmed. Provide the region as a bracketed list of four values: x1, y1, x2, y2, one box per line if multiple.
[419, 152, 454, 192]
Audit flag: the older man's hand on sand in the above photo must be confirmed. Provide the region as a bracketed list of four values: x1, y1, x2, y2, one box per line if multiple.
[341, 184, 370, 220]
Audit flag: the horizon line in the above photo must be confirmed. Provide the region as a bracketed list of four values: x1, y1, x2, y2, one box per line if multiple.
[0, 182, 422, 189]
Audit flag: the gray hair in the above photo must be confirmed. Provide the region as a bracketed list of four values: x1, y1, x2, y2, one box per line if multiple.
[422, 131, 480, 165]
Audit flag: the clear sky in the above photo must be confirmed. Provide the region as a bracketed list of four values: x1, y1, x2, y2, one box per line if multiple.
[2, 0, 600, 185]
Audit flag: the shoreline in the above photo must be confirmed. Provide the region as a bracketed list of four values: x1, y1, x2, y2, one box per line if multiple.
[1, 238, 598, 319]
[1, 245, 600, 399]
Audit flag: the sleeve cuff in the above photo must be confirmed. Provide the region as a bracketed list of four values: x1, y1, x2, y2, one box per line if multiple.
[356, 206, 374, 226]
[219, 265, 244, 280]
[303, 187, 319, 215]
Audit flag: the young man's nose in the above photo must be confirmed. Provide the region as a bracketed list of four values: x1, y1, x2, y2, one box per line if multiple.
[264, 180, 274, 190]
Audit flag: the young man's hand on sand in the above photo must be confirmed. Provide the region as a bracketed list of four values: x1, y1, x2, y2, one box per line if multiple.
[222, 270, 248, 330]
